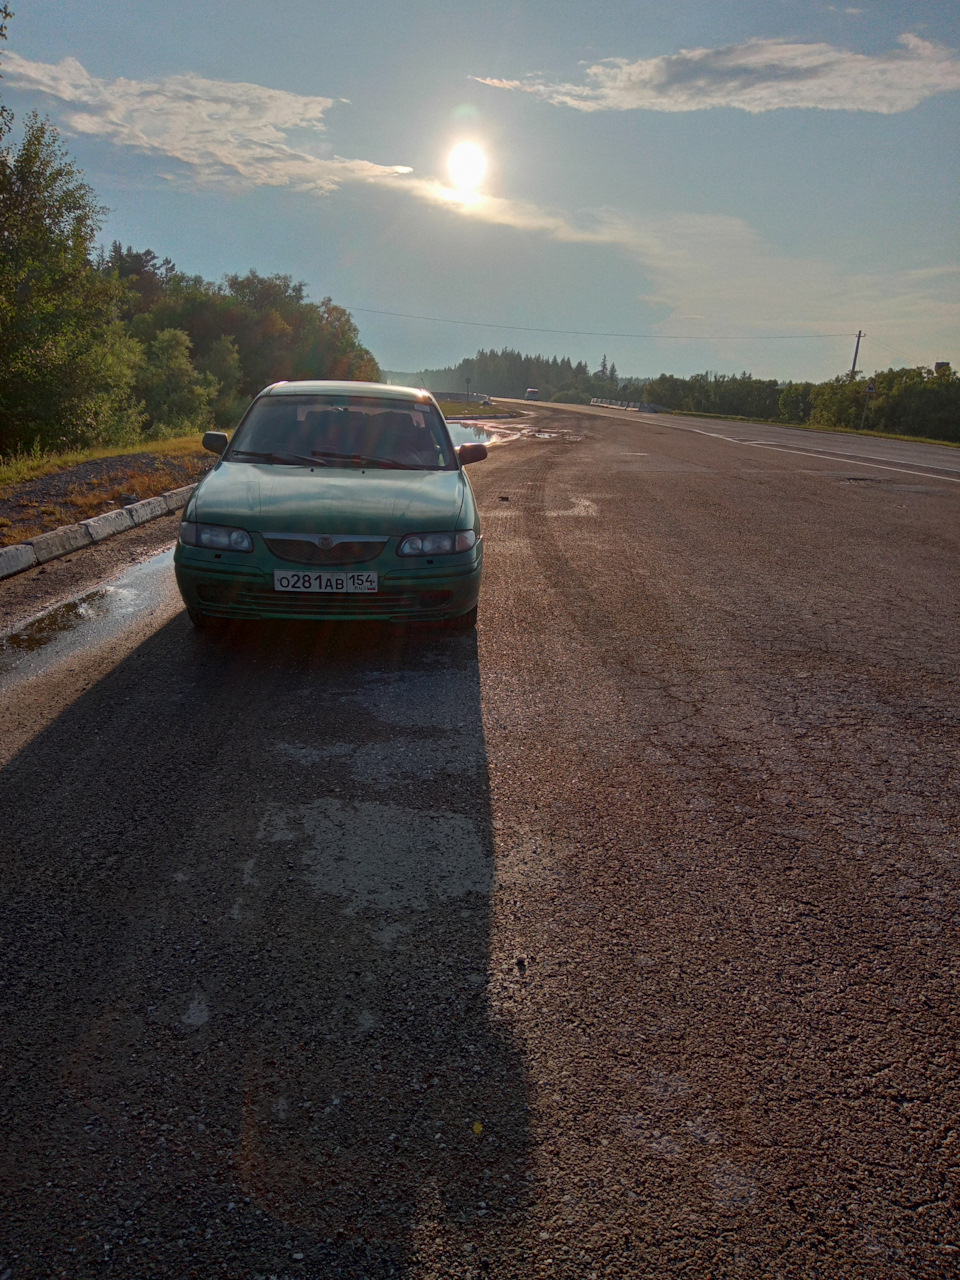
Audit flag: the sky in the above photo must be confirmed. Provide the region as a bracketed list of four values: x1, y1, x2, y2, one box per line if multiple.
[2, 0, 959, 383]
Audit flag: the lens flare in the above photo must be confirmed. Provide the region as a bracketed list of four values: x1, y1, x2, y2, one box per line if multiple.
[448, 142, 487, 192]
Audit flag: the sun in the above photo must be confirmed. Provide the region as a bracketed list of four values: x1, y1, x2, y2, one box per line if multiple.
[448, 142, 487, 193]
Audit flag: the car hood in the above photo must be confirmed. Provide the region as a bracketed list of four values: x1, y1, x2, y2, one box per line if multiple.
[193, 461, 467, 534]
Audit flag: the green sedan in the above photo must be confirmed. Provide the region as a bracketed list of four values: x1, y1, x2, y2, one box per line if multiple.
[174, 381, 487, 629]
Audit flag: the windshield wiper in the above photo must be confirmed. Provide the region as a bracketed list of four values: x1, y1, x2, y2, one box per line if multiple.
[231, 449, 326, 467]
[310, 450, 407, 469]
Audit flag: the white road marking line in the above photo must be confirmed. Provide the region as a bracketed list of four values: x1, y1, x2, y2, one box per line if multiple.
[660, 421, 960, 483]
[743, 441, 960, 483]
[740, 438, 958, 470]
[546, 496, 599, 517]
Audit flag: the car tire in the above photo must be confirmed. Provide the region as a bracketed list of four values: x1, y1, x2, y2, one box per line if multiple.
[445, 605, 478, 633]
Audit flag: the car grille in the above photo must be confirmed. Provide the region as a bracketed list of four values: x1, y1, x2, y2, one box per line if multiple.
[263, 537, 388, 565]
[195, 582, 439, 618]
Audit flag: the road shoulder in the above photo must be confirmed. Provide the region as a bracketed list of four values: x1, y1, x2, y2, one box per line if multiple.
[0, 512, 182, 635]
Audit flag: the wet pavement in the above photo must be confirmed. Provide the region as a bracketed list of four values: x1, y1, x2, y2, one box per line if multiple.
[0, 547, 178, 687]
[444, 420, 521, 447]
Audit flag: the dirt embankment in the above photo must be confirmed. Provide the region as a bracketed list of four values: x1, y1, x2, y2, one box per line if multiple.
[0, 451, 216, 547]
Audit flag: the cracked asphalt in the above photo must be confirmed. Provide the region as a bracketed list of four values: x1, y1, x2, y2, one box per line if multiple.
[1, 405, 958, 1278]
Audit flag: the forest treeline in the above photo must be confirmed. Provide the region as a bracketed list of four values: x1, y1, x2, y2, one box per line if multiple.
[0, 97, 379, 456]
[419, 349, 598, 402]
[421, 350, 959, 443]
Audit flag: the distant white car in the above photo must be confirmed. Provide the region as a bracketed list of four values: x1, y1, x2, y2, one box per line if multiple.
[524, 388, 539, 401]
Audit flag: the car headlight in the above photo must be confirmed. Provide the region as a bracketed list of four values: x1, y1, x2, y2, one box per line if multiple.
[397, 530, 477, 556]
[179, 521, 254, 552]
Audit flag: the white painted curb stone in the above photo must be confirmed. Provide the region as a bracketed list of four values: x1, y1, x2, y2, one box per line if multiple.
[81, 508, 134, 542]
[29, 523, 94, 563]
[0, 482, 197, 581]
[0, 543, 38, 578]
[126, 495, 170, 526]
[164, 485, 195, 512]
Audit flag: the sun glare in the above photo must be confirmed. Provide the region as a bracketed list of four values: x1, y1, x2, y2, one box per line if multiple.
[448, 142, 487, 193]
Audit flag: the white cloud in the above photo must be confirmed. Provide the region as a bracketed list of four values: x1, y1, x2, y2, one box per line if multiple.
[476, 34, 960, 114]
[3, 53, 953, 366]
[397, 181, 959, 360]
[1, 52, 411, 191]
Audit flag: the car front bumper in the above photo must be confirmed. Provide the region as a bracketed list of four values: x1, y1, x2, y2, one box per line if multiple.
[174, 548, 482, 623]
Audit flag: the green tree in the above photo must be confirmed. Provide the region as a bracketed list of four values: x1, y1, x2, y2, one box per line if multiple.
[136, 328, 218, 438]
[0, 5, 14, 145]
[420, 347, 589, 400]
[808, 375, 865, 432]
[550, 388, 592, 404]
[778, 381, 814, 424]
[810, 366, 960, 441]
[126, 267, 380, 395]
[196, 333, 248, 429]
[642, 374, 685, 409]
[0, 113, 142, 451]
[98, 241, 178, 316]
[876, 363, 959, 441]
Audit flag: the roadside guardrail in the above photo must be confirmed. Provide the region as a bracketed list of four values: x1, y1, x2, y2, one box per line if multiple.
[590, 399, 667, 411]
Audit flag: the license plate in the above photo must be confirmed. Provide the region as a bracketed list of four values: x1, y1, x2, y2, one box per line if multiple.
[273, 570, 378, 593]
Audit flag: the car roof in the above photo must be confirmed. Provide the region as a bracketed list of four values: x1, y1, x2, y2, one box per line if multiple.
[259, 380, 433, 402]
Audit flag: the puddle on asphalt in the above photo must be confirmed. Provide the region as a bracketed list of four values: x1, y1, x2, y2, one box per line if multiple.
[445, 420, 518, 447]
[0, 590, 111, 656]
[0, 546, 177, 682]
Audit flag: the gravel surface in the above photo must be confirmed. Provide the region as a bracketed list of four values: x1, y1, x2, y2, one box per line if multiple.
[0, 407, 958, 1277]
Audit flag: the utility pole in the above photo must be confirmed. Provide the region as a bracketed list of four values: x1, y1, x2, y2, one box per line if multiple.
[849, 331, 862, 382]
[859, 380, 876, 431]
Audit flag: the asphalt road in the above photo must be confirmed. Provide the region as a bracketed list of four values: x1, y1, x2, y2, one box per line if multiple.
[1, 407, 958, 1278]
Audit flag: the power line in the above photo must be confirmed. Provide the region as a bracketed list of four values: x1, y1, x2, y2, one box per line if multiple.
[345, 304, 853, 343]
[862, 332, 921, 367]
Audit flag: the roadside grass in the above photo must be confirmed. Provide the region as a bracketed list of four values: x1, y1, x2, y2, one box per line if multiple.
[0, 432, 210, 489]
[0, 442, 214, 547]
[437, 399, 516, 419]
[660, 408, 960, 449]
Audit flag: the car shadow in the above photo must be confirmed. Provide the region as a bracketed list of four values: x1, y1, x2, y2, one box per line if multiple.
[0, 613, 529, 1276]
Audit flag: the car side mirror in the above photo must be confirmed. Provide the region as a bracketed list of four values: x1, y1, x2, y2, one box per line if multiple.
[202, 431, 229, 455]
[457, 442, 488, 465]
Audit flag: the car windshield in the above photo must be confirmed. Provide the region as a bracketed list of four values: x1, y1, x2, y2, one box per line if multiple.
[227, 396, 457, 470]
